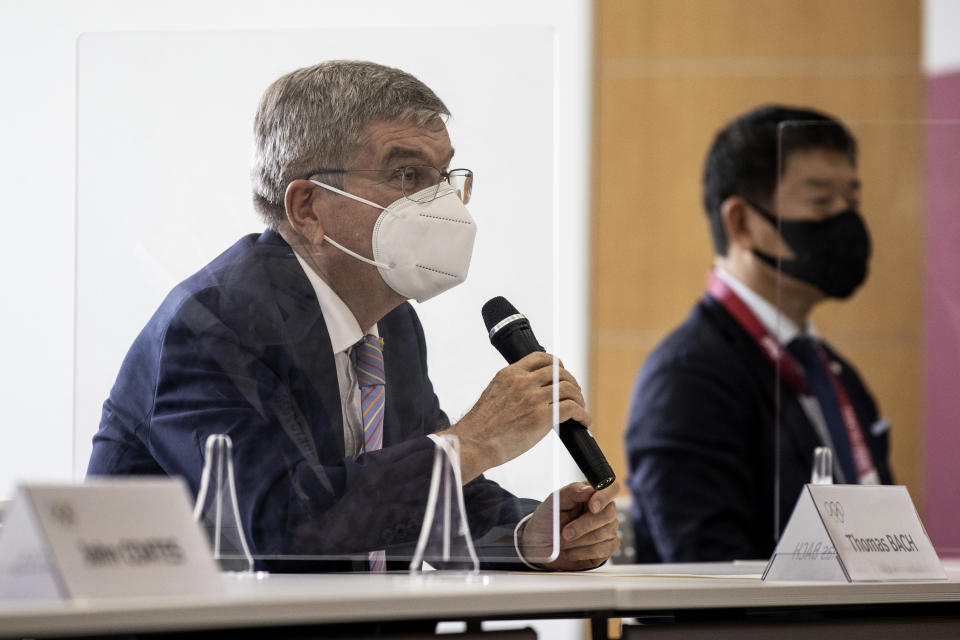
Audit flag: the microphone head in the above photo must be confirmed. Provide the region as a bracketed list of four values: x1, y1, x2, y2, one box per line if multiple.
[481, 296, 520, 334]
[481, 296, 543, 363]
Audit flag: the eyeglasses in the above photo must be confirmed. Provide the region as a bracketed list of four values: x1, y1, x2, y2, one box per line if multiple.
[307, 165, 474, 204]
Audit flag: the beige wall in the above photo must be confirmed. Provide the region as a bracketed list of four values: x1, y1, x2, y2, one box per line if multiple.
[590, 0, 925, 509]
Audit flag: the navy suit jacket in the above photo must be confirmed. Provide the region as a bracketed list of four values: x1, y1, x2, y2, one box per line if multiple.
[624, 294, 892, 562]
[88, 229, 535, 570]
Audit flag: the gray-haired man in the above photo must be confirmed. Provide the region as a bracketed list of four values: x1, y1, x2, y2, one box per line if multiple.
[89, 61, 618, 571]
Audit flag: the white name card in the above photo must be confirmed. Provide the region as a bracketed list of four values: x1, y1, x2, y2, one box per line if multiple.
[764, 484, 946, 582]
[0, 478, 224, 600]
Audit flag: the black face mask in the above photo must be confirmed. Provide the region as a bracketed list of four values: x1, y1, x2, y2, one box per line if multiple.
[747, 200, 871, 299]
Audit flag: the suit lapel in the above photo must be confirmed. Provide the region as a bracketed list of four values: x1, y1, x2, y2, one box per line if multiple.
[378, 318, 398, 450]
[255, 230, 346, 459]
[703, 296, 822, 475]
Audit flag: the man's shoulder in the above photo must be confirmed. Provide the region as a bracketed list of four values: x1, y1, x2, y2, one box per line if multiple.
[174, 230, 286, 299]
[626, 296, 775, 455]
[631, 295, 772, 412]
[646, 296, 743, 370]
[140, 230, 296, 341]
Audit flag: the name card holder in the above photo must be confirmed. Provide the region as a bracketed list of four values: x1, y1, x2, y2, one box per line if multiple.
[0, 478, 224, 600]
[763, 484, 946, 582]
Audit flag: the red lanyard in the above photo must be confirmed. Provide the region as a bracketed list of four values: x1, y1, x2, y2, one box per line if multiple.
[707, 271, 878, 483]
[813, 341, 877, 483]
[706, 271, 808, 393]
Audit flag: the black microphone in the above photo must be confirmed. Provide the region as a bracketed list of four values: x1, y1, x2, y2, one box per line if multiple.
[481, 296, 616, 490]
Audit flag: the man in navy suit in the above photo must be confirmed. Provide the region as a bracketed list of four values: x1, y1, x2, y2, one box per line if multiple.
[625, 105, 893, 563]
[88, 61, 619, 571]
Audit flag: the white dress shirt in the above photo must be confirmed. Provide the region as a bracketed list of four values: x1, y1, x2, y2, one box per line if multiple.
[714, 267, 809, 344]
[294, 251, 378, 459]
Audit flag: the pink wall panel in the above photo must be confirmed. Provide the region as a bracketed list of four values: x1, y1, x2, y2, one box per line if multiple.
[924, 69, 960, 554]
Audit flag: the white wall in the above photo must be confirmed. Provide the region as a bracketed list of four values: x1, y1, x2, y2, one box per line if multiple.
[924, 0, 960, 75]
[74, 26, 566, 501]
[0, 0, 593, 506]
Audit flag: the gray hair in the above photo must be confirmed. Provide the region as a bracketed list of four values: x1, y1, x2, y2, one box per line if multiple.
[251, 60, 450, 228]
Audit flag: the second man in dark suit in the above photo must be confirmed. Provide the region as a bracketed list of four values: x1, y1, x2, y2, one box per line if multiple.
[625, 104, 893, 562]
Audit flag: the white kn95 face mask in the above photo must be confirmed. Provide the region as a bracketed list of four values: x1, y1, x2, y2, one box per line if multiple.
[309, 179, 477, 303]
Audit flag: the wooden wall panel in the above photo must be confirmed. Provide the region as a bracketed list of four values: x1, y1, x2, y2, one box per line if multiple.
[590, 0, 924, 510]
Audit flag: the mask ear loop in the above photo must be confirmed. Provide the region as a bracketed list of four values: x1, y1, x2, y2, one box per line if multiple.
[323, 236, 392, 270]
[308, 179, 393, 270]
[310, 179, 386, 210]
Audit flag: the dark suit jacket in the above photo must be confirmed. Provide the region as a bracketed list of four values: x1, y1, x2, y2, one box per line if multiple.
[88, 229, 535, 570]
[624, 294, 892, 563]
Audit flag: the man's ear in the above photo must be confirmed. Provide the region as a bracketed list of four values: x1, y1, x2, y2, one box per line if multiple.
[284, 179, 324, 243]
[721, 196, 752, 251]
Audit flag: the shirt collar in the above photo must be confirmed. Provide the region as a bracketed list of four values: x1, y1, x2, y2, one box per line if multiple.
[714, 267, 815, 345]
[293, 250, 378, 354]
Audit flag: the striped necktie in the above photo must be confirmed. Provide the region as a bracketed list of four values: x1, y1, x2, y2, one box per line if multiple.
[351, 333, 386, 572]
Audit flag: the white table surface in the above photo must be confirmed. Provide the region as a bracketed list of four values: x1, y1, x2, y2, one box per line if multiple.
[1, 561, 959, 637]
[595, 560, 960, 611]
[0, 572, 614, 637]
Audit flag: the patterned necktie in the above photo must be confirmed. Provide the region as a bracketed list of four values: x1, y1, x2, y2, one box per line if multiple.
[351, 333, 386, 572]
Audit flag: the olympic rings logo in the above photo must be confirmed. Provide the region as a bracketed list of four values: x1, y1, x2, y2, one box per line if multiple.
[823, 501, 845, 523]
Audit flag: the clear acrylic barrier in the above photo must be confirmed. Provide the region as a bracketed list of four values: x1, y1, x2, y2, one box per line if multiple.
[193, 435, 254, 573]
[772, 120, 960, 559]
[75, 30, 566, 570]
[408, 436, 479, 575]
[195, 432, 489, 575]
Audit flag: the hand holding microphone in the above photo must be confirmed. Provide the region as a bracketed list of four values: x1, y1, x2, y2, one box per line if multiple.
[446, 296, 619, 568]
[480, 296, 616, 490]
[448, 350, 590, 483]
[479, 297, 620, 570]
